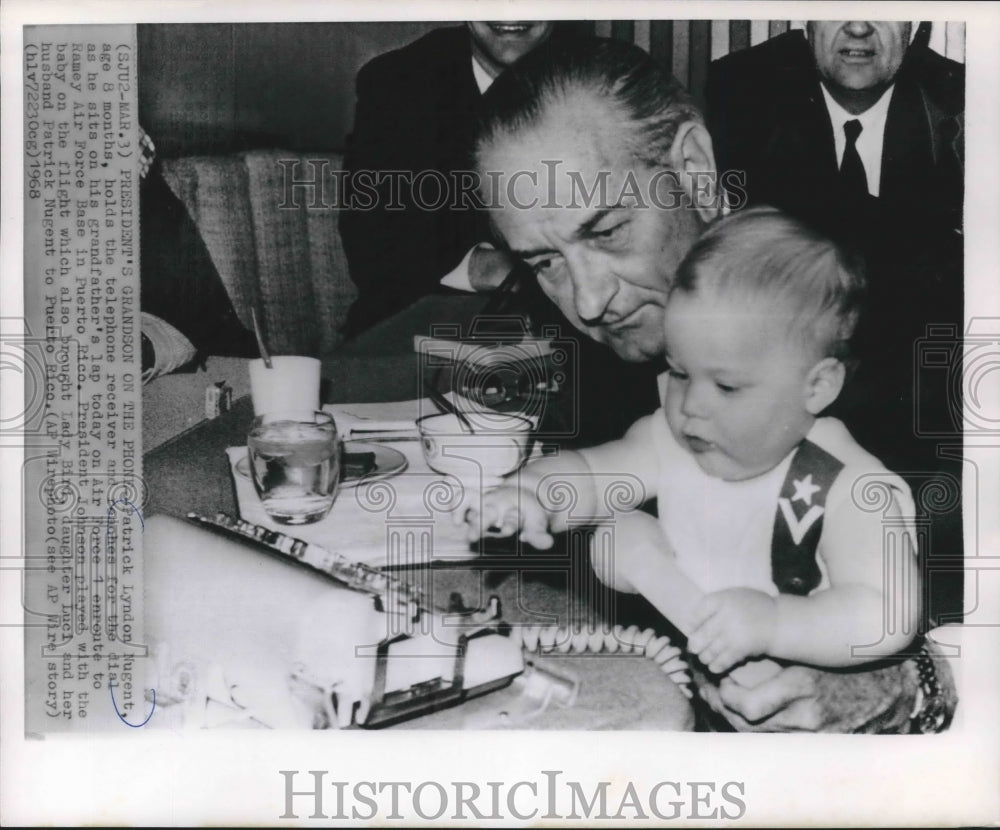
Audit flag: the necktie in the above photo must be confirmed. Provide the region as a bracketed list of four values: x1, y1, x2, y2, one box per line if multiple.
[840, 119, 869, 200]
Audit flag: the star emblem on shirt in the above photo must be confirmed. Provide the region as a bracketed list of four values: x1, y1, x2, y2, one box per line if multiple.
[791, 474, 822, 506]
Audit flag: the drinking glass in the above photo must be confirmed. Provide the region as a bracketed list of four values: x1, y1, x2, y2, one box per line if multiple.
[248, 410, 341, 525]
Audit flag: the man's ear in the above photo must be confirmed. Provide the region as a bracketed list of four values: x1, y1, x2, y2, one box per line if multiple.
[667, 120, 719, 223]
[804, 357, 846, 415]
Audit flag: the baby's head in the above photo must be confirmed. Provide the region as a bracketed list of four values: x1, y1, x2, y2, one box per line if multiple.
[663, 207, 866, 481]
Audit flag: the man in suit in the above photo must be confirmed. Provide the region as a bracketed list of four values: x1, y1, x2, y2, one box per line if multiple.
[707, 22, 963, 250]
[338, 23, 557, 338]
[339, 23, 662, 446]
[473, 35, 957, 733]
[707, 22, 965, 624]
[706, 20, 964, 392]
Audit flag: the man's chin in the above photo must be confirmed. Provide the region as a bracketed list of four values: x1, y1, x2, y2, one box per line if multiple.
[591, 321, 663, 363]
[828, 70, 892, 96]
[604, 333, 664, 363]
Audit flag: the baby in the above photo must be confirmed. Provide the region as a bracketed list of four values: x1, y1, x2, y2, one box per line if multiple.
[466, 207, 920, 675]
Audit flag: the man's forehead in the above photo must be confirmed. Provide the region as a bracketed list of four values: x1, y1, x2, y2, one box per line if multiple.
[484, 89, 635, 173]
[482, 102, 662, 212]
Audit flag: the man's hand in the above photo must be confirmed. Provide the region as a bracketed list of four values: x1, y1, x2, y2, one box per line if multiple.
[462, 484, 554, 549]
[688, 588, 777, 675]
[698, 664, 826, 731]
[468, 246, 519, 292]
[696, 660, 920, 733]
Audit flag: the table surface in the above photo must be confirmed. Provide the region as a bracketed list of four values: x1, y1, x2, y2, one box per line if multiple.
[143, 293, 694, 730]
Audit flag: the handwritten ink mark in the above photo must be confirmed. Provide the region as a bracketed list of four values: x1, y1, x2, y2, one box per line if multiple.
[111, 681, 155, 727]
[107, 497, 145, 535]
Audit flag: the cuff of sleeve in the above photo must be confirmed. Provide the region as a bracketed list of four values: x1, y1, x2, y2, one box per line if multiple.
[440, 243, 494, 292]
[141, 311, 199, 384]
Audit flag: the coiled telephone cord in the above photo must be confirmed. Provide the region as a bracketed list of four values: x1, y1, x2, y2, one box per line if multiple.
[506, 623, 693, 698]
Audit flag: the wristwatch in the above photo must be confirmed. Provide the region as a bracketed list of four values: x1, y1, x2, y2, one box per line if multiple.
[909, 638, 955, 734]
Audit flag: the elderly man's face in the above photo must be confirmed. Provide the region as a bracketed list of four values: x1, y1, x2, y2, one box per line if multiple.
[808, 21, 911, 96]
[480, 95, 705, 362]
[466, 22, 555, 78]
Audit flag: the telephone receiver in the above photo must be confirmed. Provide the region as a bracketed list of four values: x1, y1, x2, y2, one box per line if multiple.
[145, 513, 528, 729]
[144, 513, 766, 730]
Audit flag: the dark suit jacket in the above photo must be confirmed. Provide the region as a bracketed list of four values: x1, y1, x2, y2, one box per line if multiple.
[338, 27, 489, 337]
[707, 29, 964, 246]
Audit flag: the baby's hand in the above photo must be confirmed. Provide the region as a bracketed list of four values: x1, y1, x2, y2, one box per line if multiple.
[688, 588, 777, 675]
[461, 484, 554, 549]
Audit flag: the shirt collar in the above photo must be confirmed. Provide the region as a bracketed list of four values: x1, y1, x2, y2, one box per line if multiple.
[819, 82, 895, 138]
[471, 55, 494, 94]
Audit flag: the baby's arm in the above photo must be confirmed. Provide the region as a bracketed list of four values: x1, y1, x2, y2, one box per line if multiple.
[605, 513, 786, 688]
[689, 488, 920, 672]
[590, 510, 703, 629]
[768, 488, 920, 665]
[464, 416, 660, 548]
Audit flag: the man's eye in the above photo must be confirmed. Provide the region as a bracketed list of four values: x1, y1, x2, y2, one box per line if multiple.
[716, 382, 739, 394]
[591, 222, 626, 242]
[530, 258, 553, 275]
[532, 258, 567, 286]
[667, 367, 688, 381]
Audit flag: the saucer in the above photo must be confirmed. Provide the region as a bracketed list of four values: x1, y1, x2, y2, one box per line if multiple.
[234, 440, 408, 488]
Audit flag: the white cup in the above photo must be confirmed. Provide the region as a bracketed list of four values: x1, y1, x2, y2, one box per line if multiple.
[416, 412, 533, 484]
[249, 356, 321, 416]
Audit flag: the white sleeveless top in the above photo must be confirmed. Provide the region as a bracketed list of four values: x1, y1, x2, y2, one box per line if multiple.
[646, 412, 916, 597]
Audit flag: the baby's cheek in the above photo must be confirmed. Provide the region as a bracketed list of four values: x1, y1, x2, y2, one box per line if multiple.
[663, 397, 683, 435]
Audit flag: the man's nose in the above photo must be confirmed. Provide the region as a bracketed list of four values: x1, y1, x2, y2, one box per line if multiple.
[842, 21, 876, 38]
[567, 252, 618, 325]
